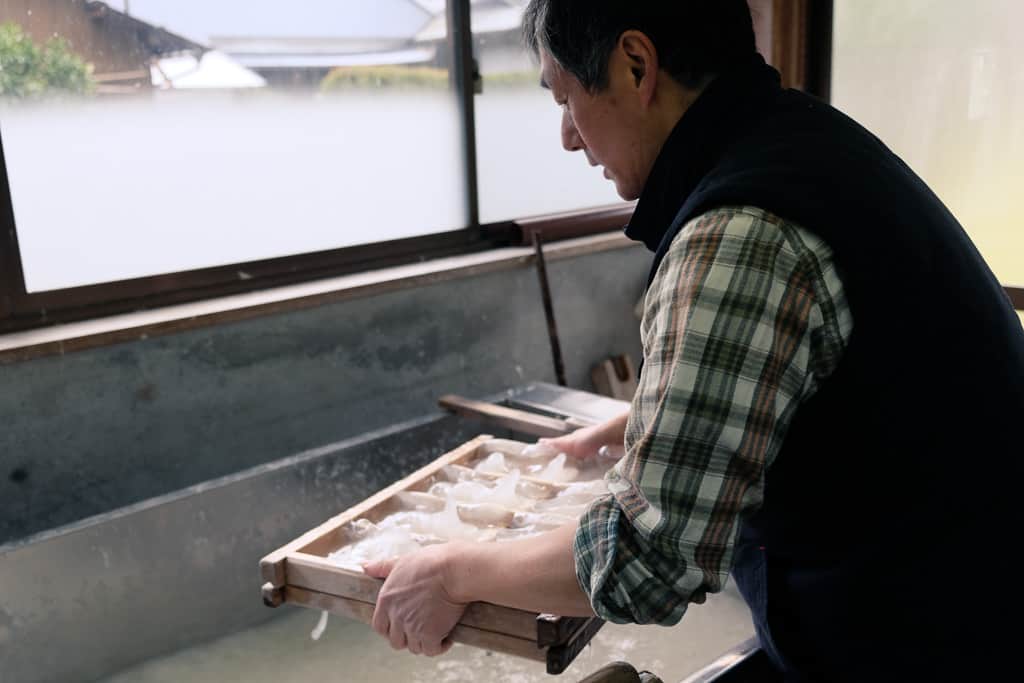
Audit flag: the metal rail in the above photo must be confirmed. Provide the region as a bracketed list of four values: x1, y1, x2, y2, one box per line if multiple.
[533, 232, 567, 386]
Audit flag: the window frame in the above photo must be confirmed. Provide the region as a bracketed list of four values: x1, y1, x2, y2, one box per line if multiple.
[1007, 287, 1024, 311]
[0, 0, 831, 335]
[750, 0, 833, 98]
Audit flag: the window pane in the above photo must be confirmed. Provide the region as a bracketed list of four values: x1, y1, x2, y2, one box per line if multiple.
[0, 0, 466, 292]
[473, 0, 624, 224]
[832, 0, 1024, 285]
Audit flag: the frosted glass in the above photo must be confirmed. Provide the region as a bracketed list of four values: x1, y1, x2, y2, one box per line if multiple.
[476, 89, 626, 223]
[0, 1, 465, 292]
[832, 0, 1024, 286]
[473, 0, 627, 223]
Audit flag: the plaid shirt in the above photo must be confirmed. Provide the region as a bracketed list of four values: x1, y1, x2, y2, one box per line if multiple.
[574, 206, 853, 625]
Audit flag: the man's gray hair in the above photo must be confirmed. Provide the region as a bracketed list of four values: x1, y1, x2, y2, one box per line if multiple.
[522, 0, 757, 92]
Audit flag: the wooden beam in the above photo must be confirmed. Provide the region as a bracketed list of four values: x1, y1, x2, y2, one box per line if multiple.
[285, 586, 546, 663]
[756, 0, 834, 98]
[771, 0, 811, 91]
[438, 394, 589, 437]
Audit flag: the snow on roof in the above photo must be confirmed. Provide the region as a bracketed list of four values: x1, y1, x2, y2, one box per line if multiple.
[150, 50, 267, 89]
[234, 46, 436, 69]
[415, 3, 523, 43]
[106, 0, 433, 46]
[410, 0, 522, 11]
[409, 0, 447, 13]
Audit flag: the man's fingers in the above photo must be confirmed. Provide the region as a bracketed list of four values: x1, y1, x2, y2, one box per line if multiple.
[388, 620, 408, 651]
[371, 604, 389, 638]
[408, 639, 423, 656]
[421, 636, 452, 657]
[363, 557, 397, 579]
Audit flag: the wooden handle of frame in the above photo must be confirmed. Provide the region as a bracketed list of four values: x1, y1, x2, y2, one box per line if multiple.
[438, 394, 580, 437]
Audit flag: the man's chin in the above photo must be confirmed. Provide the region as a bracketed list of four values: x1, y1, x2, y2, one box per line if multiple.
[612, 180, 640, 202]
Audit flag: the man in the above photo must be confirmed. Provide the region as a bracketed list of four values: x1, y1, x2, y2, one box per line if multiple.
[365, 2, 1024, 680]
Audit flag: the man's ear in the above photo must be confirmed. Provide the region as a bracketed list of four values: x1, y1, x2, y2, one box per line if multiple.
[618, 30, 659, 105]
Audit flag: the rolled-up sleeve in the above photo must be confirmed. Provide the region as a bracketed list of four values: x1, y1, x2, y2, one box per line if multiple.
[574, 207, 851, 625]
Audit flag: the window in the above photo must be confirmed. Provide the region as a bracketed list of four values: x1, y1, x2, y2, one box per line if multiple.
[472, 0, 622, 223]
[1, 0, 467, 293]
[832, 0, 1024, 286]
[0, 1, 819, 332]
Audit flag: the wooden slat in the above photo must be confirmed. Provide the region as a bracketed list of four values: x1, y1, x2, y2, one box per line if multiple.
[284, 553, 539, 641]
[261, 582, 284, 607]
[546, 617, 607, 675]
[259, 434, 492, 586]
[771, 0, 810, 91]
[536, 613, 593, 648]
[590, 354, 638, 401]
[515, 203, 635, 246]
[439, 394, 578, 437]
[749, 0, 833, 99]
[285, 586, 546, 663]
[287, 553, 380, 602]
[0, 217, 629, 341]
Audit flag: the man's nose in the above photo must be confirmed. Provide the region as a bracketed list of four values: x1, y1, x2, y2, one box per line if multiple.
[561, 109, 584, 152]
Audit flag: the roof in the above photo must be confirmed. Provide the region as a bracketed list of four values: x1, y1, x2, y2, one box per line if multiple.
[96, 0, 522, 74]
[415, 2, 523, 42]
[83, 1, 205, 56]
[233, 47, 436, 69]
[103, 0, 433, 45]
[150, 50, 267, 88]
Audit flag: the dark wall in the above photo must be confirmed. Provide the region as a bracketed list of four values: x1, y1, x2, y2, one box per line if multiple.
[0, 242, 648, 544]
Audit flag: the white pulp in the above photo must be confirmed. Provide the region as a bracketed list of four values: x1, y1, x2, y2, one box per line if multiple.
[310, 610, 329, 641]
[314, 440, 612, 640]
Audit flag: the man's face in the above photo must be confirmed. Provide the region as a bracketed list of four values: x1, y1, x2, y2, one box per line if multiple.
[539, 49, 655, 201]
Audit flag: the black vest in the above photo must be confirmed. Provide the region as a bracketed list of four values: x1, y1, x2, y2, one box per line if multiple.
[627, 56, 1024, 681]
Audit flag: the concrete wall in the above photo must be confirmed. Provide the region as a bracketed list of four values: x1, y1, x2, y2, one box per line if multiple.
[0, 414, 498, 683]
[0, 242, 648, 544]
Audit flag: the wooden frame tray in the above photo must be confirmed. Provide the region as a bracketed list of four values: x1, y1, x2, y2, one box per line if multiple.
[260, 434, 605, 675]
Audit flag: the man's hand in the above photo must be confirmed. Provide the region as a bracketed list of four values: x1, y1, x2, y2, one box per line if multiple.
[538, 411, 629, 461]
[364, 525, 594, 655]
[364, 543, 468, 656]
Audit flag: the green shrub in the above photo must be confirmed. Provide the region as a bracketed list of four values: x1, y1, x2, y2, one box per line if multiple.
[0, 22, 94, 98]
[481, 70, 540, 88]
[320, 65, 450, 92]
[319, 65, 542, 94]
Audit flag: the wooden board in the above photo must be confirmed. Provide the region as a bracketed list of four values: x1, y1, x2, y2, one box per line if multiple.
[438, 394, 591, 437]
[284, 552, 539, 641]
[259, 433, 605, 673]
[285, 586, 545, 663]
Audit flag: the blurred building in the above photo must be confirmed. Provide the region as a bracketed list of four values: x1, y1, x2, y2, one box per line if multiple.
[0, 0, 203, 94]
[108, 0, 531, 89]
[1, 0, 532, 92]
